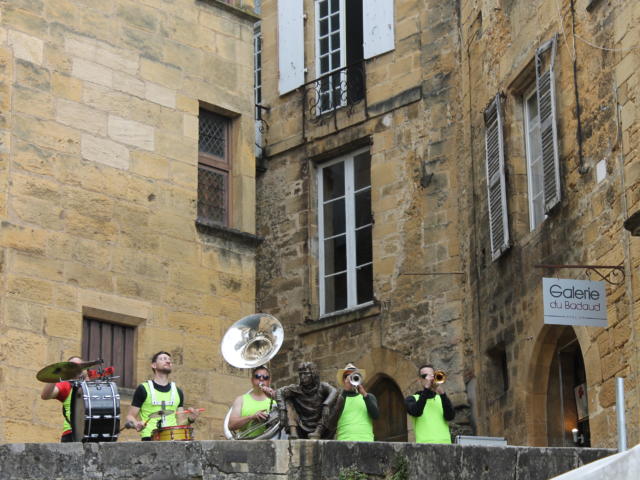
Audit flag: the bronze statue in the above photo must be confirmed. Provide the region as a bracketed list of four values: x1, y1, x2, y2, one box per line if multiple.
[276, 362, 337, 439]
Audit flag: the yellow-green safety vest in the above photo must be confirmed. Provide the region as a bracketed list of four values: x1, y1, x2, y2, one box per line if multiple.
[411, 393, 451, 444]
[336, 395, 374, 442]
[139, 381, 179, 439]
[239, 393, 273, 438]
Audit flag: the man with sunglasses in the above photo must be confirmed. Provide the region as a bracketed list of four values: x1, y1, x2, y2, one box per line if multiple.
[228, 365, 276, 438]
[405, 364, 454, 443]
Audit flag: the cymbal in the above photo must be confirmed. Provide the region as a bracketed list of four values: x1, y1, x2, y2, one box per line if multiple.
[36, 360, 101, 383]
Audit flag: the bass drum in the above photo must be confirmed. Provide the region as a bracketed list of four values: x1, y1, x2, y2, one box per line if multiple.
[70, 381, 120, 442]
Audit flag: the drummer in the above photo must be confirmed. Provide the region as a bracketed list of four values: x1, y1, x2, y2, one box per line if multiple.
[125, 351, 198, 440]
[40, 356, 87, 442]
[228, 365, 276, 438]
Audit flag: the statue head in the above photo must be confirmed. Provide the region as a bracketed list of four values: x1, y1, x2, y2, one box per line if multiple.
[298, 361, 319, 387]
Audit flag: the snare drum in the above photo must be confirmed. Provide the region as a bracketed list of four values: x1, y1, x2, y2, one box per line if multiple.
[70, 381, 120, 442]
[151, 425, 194, 441]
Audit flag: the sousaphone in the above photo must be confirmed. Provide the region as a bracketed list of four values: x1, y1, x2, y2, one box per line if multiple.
[221, 313, 284, 440]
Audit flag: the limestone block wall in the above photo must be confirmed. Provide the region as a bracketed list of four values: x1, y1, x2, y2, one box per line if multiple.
[256, 0, 470, 439]
[0, 0, 259, 443]
[458, 0, 640, 447]
[0, 440, 616, 480]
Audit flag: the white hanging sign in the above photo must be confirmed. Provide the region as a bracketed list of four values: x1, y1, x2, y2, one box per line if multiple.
[542, 278, 607, 327]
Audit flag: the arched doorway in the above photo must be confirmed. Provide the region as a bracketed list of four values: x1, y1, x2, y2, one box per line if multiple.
[368, 375, 407, 442]
[545, 327, 590, 446]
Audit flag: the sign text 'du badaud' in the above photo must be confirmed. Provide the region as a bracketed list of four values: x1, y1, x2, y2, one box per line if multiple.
[542, 278, 608, 327]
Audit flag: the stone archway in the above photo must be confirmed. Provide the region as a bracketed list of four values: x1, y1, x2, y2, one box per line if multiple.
[368, 374, 408, 441]
[527, 325, 591, 446]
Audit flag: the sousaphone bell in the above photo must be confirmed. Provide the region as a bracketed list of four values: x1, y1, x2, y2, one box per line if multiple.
[221, 314, 284, 440]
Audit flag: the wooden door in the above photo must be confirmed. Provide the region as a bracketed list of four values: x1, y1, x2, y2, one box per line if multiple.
[368, 376, 407, 442]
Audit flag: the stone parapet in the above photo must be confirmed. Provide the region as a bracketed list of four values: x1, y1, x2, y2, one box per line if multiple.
[0, 440, 615, 480]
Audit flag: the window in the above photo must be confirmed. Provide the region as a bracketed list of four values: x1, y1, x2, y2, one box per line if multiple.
[277, 0, 394, 95]
[198, 109, 230, 226]
[82, 317, 135, 388]
[315, 0, 364, 112]
[524, 86, 546, 230]
[317, 148, 373, 315]
[254, 22, 263, 157]
[484, 94, 509, 259]
[523, 36, 561, 231]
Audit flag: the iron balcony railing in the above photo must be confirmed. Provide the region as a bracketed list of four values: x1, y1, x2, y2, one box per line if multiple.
[301, 60, 368, 140]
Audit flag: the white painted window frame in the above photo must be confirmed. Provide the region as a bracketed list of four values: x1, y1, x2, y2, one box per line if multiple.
[523, 86, 546, 231]
[317, 147, 373, 317]
[315, 0, 347, 113]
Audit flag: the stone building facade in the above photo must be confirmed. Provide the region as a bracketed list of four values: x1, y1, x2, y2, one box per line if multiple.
[256, 0, 470, 442]
[257, 0, 639, 448]
[0, 0, 259, 442]
[459, 0, 639, 448]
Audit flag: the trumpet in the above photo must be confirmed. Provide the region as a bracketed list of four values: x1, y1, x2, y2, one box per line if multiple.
[434, 370, 447, 385]
[348, 371, 364, 388]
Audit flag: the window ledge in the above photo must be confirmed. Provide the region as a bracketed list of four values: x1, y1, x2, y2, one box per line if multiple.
[197, 0, 260, 22]
[300, 301, 379, 336]
[195, 219, 263, 248]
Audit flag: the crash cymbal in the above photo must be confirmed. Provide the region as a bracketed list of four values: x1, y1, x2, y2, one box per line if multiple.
[36, 360, 101, 383]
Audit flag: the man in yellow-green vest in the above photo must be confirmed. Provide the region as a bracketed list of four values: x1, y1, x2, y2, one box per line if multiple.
[126, 351, 197, 440]
[40, 356, 87, 442]
[334, 363, 379, 442]
[405, 364, 454, 444]
[228, 365, 276, 438]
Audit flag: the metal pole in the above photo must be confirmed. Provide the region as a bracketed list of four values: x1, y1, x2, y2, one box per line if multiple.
[616, 377, 627, 451]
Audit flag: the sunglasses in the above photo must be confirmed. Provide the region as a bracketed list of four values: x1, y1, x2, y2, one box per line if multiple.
[254, 374, 270, 380]
[420, 374, 433, 379]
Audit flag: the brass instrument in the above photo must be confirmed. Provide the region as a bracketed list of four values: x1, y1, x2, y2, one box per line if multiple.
[348, 371, 364, 388]
[221, 314, 284, 440]
[434, 370, 447, 385]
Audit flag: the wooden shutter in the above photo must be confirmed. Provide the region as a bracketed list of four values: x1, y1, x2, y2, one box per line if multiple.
[484, 94, 510, 260]
[363, 0, 395, 59]
[278, 0, 305, 95]
[536, 36, 561, 212]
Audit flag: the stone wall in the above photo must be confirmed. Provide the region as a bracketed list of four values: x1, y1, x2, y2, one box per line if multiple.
[0, 440, 616, 480]
[458, 0, 640, 447]
[256, 0, 470, 440]
[0, 0, 259, 442]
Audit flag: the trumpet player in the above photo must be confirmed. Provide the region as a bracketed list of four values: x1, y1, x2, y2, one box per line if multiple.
[334, 363, 379, 441]
[228, 365, 276, 438]
[405, 364, 454, 444]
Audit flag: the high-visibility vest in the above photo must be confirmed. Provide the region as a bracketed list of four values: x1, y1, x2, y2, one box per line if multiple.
[336, 395, 374, 442]
[61, 385, 72, 436]
[239, 393, 273, 438]
[139, 381, 179, 438]
[411, 393, 451, 444]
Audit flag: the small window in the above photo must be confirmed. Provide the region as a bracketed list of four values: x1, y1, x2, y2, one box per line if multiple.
[82, 317, 135, 388]
[198, 109, 230, 226]
[317, 148, 373, 315]
[487, 343, 509, 395]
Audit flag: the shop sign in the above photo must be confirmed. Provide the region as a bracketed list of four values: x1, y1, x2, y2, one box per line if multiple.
[542, 277, 607, 327]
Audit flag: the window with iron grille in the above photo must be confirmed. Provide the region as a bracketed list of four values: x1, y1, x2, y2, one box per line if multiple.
[317, 147, 373, 315]
[198, 109, 230, 226]
[82, 317, 135, 388]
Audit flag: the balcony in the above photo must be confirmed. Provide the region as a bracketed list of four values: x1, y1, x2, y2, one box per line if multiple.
[301, 61, 368, 140]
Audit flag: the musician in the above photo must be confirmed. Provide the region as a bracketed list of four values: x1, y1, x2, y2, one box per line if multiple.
[276, 361, 338, 439]
[40, 356, 86, 442]
[228, 365, 276, 438]
[125, 351, 197, 440]
[334, 363, 379, 441]
[405, 364, 454, 444]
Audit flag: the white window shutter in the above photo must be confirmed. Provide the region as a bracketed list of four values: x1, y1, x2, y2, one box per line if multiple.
[484, 94, 510, 260]
[536, 38, 561, 212]
[278, 0, 304, 95]
[363, 0, 395, 59]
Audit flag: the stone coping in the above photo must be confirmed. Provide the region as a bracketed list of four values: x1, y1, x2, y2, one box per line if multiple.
[0, 439, 615, 480]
